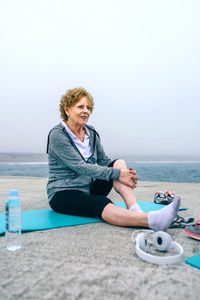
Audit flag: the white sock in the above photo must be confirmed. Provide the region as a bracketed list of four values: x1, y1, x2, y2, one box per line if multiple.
[129, 203, 143, 213]
[148, 195, 181, 231]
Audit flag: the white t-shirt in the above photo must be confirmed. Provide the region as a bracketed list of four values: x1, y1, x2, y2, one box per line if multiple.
[61, 121, 92, 161]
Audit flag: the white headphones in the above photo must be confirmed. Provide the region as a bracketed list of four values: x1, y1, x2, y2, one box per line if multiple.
[135, 231, 183, 265]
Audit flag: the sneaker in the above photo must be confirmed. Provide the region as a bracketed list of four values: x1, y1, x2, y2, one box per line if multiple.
[165, 190, 175, 203]
[185, 220, 200, 240]
[170, 215, 195, 228]
[154, 191, 174, 205]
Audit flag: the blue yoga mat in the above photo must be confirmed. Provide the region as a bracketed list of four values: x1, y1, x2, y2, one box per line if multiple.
[0, 201, 187, 235]
[185, 254, 200, 269]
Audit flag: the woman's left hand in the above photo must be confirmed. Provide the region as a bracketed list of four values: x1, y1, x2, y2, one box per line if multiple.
[129, 168, 138, 187]
[119, 169, 138, 188]
[130, 169, 138, 188]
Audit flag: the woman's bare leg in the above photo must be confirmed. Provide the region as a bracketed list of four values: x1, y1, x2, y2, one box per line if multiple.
[102, 196, 181, 231]
[102, 203, 148, 227]
[113, 159, 138, 209]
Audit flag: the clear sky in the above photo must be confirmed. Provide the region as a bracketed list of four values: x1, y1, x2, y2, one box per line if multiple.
[0, 0, 200, 158]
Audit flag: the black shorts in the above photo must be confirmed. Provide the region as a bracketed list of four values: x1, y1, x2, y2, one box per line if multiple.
[49, 160, 116, 218]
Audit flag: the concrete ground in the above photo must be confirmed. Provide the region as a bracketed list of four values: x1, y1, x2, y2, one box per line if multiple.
[0, 177, 199, 300]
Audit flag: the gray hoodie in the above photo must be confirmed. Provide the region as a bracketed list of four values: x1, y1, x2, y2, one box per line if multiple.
[46, 123, 120, 201]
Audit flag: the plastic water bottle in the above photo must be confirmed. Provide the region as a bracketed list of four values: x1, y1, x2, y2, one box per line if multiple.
[5, 190, 22, 251]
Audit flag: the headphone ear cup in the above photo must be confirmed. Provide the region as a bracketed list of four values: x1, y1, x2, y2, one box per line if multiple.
[153, 231, 172, 252]
[138, 233, 148, 252]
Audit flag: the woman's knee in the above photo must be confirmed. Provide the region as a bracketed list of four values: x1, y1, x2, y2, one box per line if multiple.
[101, 203, 116, 221]
[113, 159, 127, 169]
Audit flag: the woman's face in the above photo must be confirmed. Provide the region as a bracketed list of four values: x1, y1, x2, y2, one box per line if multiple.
[65, 96, 92, 127]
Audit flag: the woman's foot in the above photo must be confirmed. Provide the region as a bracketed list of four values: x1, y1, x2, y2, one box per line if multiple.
[148, 195, 181, 231]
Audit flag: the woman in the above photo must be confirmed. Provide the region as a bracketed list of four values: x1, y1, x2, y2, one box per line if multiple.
[47, 87, 180, 231]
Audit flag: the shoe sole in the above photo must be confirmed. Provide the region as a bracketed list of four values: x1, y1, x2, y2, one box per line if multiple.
[185, 228, 200, 240]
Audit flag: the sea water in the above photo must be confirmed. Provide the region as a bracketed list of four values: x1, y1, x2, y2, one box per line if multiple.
[0, 161, 199, 183]
[127, 161, 200, 183]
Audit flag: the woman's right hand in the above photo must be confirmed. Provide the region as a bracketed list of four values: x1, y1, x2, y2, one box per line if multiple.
[118, 169, 138, 189]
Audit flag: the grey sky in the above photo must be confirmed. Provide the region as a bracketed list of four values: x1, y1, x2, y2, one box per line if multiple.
[0, 0, 200, 158]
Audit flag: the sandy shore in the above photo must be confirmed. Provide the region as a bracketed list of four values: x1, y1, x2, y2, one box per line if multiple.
[0, 177, 199, 300]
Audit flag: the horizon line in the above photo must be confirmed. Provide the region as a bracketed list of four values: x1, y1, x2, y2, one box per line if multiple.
[0, 151, 200, 157]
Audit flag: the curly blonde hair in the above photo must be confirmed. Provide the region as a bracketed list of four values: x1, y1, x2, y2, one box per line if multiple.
[59, 87, 94, 120]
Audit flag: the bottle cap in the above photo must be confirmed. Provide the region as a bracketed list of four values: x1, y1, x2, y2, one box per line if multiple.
[9, 189, 19, 196]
